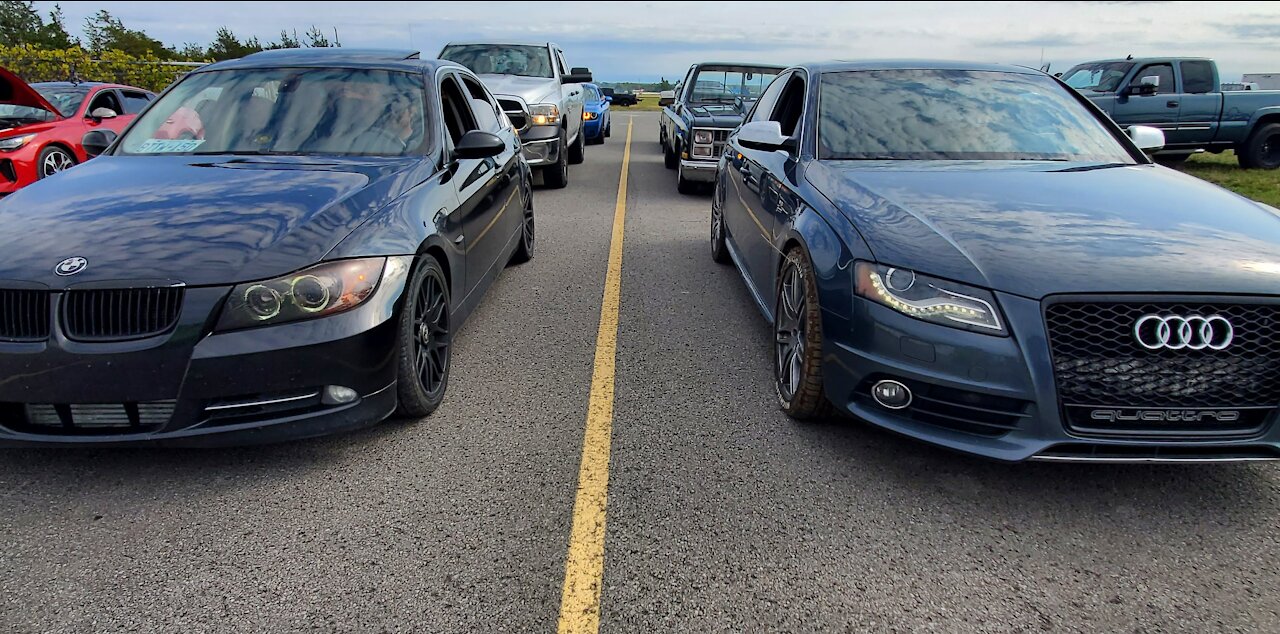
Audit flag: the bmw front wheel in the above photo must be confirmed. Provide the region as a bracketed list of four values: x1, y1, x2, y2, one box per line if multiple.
[396, 256, 451, 418]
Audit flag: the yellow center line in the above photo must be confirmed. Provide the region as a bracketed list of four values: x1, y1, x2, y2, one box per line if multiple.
[556, 116, 632, 634]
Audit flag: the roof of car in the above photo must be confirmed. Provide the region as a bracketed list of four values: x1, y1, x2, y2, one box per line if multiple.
[693, 62, 787, 70]
[442, 41, 557, 49]
[30, 81, 110, 89]
[807, 59, 1042, 74]
[1076, 57, 1211, 64]
[197, 48, 462, 73]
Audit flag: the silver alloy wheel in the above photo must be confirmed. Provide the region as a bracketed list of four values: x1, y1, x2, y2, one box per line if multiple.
[775, 261, 806, 401]
[41, 149, 74, 176]
[711, 199, 723, 250]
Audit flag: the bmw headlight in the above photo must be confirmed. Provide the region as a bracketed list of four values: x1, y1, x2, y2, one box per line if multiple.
[854, 261, 1006, 335]
[216, 258, 385, 331]
[0, 134, 36, 151]
[530, 103, 560, 126]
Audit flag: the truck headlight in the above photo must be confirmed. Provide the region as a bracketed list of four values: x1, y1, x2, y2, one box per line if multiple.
[216, 258, 385, 331]
[854, 262, 1006, 335]
[531, 103, 560, 126]
[693, 130, 713, 144]
[0, 134, 36, 151]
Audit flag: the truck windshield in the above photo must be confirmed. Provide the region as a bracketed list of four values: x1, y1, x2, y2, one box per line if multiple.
[117, 68, 428, 157]
[1061, 62, 1133, 93]
[688, 66, 780, 104]
[440, 44, 554, 79]
[818, 69, 1136, 163]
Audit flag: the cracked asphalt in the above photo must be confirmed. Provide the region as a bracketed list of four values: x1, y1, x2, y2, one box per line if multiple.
[3, 112, 1279, 633]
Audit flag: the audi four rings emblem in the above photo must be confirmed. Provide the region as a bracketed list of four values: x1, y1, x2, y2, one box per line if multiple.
[1133, 314, 1234, 351]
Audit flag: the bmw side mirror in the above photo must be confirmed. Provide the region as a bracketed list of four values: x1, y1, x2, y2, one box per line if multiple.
[453, 130, 505, 159]
[562, 67, 593, 84]
[89, 107, 118, 121]
[1127, 125, 1165, 153]
[82, 129, 118, 157]
[737, 120, 794, 153]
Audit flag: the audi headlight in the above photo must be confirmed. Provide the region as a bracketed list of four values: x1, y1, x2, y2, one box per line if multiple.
[216, 258, 385, 331]
[530, 103, 560, 126]
[0, 134, 36, 151]
[854, 262, 1006, 335]
[693, 130, 713, 144]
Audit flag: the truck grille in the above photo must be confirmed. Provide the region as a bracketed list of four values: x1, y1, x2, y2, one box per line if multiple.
[17, 401, 176, 434]
[1045, 300, 1280, 438]
[497, 98, 528, 131]
[62, 287, 184, 342]
[0, 289, 50, 341]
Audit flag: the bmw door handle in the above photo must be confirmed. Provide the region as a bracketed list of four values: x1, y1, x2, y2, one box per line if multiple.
[1167, 100, 1179, 108]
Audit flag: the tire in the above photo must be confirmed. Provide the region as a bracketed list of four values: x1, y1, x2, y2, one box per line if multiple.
[710, 177, 731, 264]
[1238, 122, 1280, 170]
[664, 140, 678, 170]
[37, 146, 77, 179]
[542, 131, 569, 189]
[567, 126, 585, 164]
[676, 159, 697, 194]
[774, 246, 834, 420]
[604, 120, 611, 138]
[509, 183, 535, 265]
[395, 256, 452, 419]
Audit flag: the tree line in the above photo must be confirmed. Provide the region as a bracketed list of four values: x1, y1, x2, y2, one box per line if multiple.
[0, 1, 339, 61]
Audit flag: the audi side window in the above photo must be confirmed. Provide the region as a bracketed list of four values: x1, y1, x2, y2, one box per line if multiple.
[749, 73, 788, 124]
[770, 75, 806, 137]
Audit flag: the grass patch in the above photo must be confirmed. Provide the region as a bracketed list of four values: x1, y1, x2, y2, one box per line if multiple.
[611, 98, 664, 112]
[1179, 150, 1280, 207]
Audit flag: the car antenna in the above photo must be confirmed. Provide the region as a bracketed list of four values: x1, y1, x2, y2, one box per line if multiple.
[67, 63, 82, 85]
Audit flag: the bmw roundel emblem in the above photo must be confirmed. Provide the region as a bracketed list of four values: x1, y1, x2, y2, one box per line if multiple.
[55, 257, 88, 276]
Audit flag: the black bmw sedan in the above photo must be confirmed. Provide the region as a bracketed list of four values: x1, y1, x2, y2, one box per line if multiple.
[713, 60, 1280, 463]
[0, 48, 534, 446]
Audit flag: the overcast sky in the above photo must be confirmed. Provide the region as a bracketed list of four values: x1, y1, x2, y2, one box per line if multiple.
[36, 1, 1280, 82]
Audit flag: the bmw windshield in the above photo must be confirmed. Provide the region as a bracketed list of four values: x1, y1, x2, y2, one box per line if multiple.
[117, 68, 428, 157]
[818, 69, 1137, 163]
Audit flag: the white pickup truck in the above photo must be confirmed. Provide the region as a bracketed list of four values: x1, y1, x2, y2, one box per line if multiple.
[440, 41, 593, 188]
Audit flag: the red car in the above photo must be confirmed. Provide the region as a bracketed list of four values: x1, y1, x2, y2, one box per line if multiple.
[0, 67, 154, 195]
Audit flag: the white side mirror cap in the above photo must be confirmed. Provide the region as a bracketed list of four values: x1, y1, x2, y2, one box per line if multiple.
[1128, 125, 1165, 152]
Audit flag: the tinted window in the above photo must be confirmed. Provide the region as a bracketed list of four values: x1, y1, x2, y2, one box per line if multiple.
[749, 73, 788, 124]
[1061, 62, 1133, 93]
[120, 90, 151, 114]
[440, 44, 553, 79]
[119, 68, 427, 156]
[1133, 64, 1174, 95]
[771, 75, 805, 137]
[439, 76, 478, 145]
[1181, 61, 1215, 93]
[817, 69, 1134, 163]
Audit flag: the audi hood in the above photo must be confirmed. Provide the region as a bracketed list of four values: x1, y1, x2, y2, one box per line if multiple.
[0, 155, 416, 288]
[476, 74, 559, 106]
[806, 161, 1280, 299]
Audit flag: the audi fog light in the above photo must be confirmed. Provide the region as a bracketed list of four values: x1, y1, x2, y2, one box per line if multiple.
[871, 380, 912, 409]
[694, 130, 713, 144]
[854, 261, 1006, 335]
[322, 385, 359, 405]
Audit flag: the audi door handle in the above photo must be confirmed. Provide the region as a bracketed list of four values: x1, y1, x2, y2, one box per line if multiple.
[1167, 100, 1179, 108]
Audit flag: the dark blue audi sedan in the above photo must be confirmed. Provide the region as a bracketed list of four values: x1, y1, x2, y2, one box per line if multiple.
[713, 60, 1280, 463]
[0, 48, 534, 446]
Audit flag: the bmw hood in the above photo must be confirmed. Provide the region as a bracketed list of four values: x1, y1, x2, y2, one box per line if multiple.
[0, 155, 415, 288]
[807, 161, 1280, 299]
[477, 74, 559, 105]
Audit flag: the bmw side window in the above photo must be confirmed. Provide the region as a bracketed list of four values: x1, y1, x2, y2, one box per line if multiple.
[439, 75, 478, 148]
[1134, 64, 1175, 95]
[459, 75, 501, 132]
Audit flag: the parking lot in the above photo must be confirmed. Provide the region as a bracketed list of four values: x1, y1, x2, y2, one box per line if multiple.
[2, 111, 1279, 632]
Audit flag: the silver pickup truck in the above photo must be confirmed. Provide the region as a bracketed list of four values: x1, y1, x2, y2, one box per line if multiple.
[440, 42, 593, 188]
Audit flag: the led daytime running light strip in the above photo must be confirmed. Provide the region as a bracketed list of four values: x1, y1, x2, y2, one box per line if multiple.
[868, 271, 1002, 330]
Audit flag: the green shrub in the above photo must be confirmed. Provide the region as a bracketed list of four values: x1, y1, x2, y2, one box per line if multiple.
[0, 44, 205, 92]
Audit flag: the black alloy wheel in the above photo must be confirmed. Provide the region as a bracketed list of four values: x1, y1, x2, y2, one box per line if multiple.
[774, 247, 833, 419]
[510, 184, 535, 265]
[710, 179, 730, 264]
[396, 257, 451, 418]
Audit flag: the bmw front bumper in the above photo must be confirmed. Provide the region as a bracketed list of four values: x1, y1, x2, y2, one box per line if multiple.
[0, 257, 414, 447]
[820, 293, 1280, 463]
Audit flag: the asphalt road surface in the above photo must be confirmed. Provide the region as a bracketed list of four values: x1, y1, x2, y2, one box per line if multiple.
[3, 112, 1280, 633]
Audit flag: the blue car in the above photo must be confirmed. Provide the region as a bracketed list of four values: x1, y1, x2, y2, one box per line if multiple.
[0, 48, 535, 446]
[582, 83, 611, 145]
[713, 60, 1280, 463]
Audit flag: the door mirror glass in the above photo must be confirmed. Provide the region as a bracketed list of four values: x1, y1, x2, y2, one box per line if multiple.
[82, 129, 118, 157]
[1127, 125, 1165, 152]
[737, 120, 792, 153]
[453, 129, 505, 159]
[89, 107, 118, 120]
[1131, 75, 1160, 96]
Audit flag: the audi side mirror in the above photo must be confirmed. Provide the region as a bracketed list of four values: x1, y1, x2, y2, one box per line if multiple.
[1127, 125, 1165, 153]
[82, 129, 118, 157]
[737, 120, 795, 153]
[453, 130, 505, 159]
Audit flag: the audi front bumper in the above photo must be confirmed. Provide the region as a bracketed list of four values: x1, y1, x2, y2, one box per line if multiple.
[818, 292, 1280, 463]
[0, 257, 414, 447]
